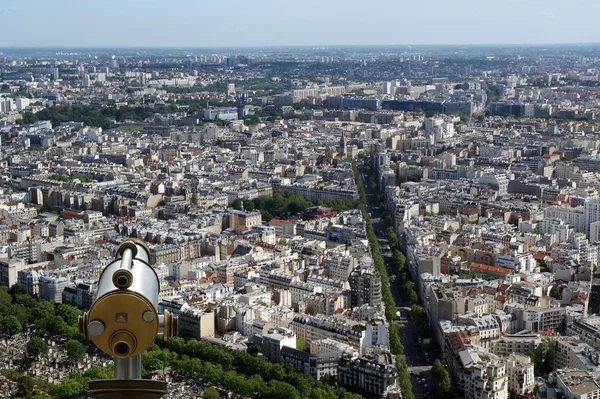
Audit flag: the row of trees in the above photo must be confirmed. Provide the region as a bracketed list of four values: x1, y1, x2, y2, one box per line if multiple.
[387, 225, 429, 345]
[352, 161, 414, 399]
[367, 160, 457, 399]
[151, 337, 364, 399]
[431, 359, 453, 398]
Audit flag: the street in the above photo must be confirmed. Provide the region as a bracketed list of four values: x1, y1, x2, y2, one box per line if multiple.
[359, 164, 438, 399]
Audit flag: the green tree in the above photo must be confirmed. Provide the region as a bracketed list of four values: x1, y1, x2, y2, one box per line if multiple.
[55, 304, 82, 326]
[17, 375, 37, 398]
[49, 377, 85, 399]
[27, 337, 49, 358]
[438, 374, 453, 399]
[147, 358, 165, 371]
[529, 338, 557, 377]
[65, 339, 85, 362]
[383, 215, 393, 227]
[431, 359, 445, 380]
[260, 209, 273, 222]
[0, 315, 23, 336]
[387, 227, 399, 250]
[231, 198, 242, 210]
[410, 304, 423, 321]
[29, 390, 53, 399]
[296, 337, 305, 351]
[17, 112, 39, 125]
[421, 338, 432, 351]
[242, 200, 255, 212]
[549, 285, 561, 299]
[416, 323, 431, 339]
[203, 387, 220, 399]
[406, 288, 418, 304]
[29, 391, 52, 399]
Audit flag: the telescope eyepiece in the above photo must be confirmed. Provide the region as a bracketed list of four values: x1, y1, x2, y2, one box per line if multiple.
[114, 342, 130, 357]
[112, 270, 133, 290]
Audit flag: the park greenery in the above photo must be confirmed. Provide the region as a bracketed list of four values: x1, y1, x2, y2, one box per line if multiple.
[352, 160, 414, 399]
[16, 104, 175, 130]
[49, 174, 93, 183]
[231, 191, 355, 222]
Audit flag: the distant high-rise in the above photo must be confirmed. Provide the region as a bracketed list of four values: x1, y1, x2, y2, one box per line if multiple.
[338, 132, 347, 158]
[227, 83, 236, 96]
[585, 199, 600, 238]
[381, 81, 392, 95]
[349, 264, 381, 307]
[110, 59, 118, 69]
[83, 74, 91, 87]
[53, 67, 59, 80]
[139, 72, 146, 86]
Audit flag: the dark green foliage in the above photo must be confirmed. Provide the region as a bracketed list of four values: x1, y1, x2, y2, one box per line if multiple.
[528, 338, 556, 378]
[438, 374, 453, 399]
[0, 286, 84, 345]
[230, 192, 354, 221]
[16, 112, 39, 125]
[421, 338, 432, 351]
[203, 387, 220, 399]
[0, 315, 23, 336]
[49, 173, 93, 183]
[431, 359, 453, 398]
[48, 367, 113, 399]
[34, 104, 163, 130]
[65, 340, 85, 362]
[27, 337, 49, 358]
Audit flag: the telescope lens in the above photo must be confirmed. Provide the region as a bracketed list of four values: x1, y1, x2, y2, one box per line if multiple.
[112, 270, 133, 289]
[116, 275, 129, 288]
[115, 342, 130, 356]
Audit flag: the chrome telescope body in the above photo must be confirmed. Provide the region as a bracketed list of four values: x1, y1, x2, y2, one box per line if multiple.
[78, 239, 177, 390]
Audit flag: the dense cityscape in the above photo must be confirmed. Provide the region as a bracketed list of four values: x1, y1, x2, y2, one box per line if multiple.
[1, 43, 600, 399]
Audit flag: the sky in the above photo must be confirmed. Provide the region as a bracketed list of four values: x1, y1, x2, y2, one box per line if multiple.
[1, 0, 599, 48]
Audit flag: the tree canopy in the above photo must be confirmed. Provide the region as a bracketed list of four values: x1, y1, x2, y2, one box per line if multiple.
[65, 340, 85, 362]
[27, 337, 49, 358]
[230, 192, 355, 222]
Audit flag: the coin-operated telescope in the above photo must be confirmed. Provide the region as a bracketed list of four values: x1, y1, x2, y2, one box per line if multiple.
[79, 239, 178, 399]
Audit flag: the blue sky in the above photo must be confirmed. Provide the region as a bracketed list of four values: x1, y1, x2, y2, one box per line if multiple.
[0, 0, 599, 47]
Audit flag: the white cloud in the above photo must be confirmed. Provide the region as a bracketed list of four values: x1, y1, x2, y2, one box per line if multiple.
[542, 12, 557, 20]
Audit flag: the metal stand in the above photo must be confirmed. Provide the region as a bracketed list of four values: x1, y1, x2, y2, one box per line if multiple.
[114, 355, 142, 380]
[87, 355, 167, 399]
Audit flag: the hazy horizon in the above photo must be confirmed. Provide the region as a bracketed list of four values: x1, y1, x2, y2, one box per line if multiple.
[1, 0, 600, 48]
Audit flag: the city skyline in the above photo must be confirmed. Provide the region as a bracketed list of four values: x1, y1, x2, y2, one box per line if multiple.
[1, 0, 600, 47]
